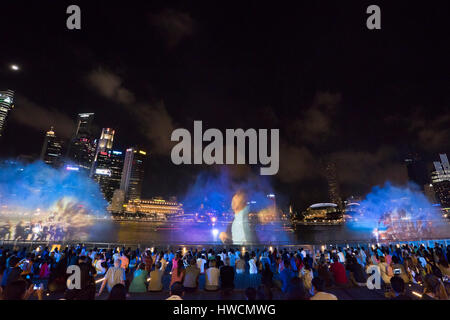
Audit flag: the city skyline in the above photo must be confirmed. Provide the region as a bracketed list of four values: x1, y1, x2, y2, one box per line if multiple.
[0, 2, 449, 210]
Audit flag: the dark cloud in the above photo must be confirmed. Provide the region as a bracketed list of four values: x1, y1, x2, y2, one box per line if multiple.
[86, 68, 136, 105]
[86, 68, 175, 155]
[277, 143, 316, 183]
[330, 147, 408, 197]
[413, 112, 450, 152]
[133, 101, 176, 155]
[149, 9, 195, 48]
[11, 96, 75, 139]
[289, 91, 341, 145]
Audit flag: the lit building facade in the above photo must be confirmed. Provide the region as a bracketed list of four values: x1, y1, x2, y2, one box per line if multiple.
[66, 113, 96, 173]
[120, 148, 146, 201]
[299, 203, 343, 225]
[92, 150, 124, 203]
[431, 153, 450, 211]
[90, 128, 115, 177]
[0, 90, 14, 137]
[125, 198, 184, 220]
[40, 127, 64, 168]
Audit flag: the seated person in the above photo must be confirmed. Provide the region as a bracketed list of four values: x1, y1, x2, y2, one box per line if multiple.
[128, 263, 148, 293]
[389, 276, 411, 300]
[148, 262, 164, 292]
[310, 277, 337, 300]
[167, 282, 184, 300]
[220, 257, 235, 291]
[330, 254, 348, 286]
[183, 258, 200, 292]
[346, 256, 367, 287]
[204, 260, 220, 291]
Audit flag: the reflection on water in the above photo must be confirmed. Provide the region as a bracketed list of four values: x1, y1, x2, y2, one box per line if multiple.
[85, 220, 450, 245]
[2, 219, 449, 245]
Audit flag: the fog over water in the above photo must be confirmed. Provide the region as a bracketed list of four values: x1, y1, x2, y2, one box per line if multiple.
[0, 161, 449, 245]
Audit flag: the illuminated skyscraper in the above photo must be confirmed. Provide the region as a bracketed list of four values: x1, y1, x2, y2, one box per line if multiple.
[431, 153, 450, 210]
[90, 128, 115, 177]
[109, 150, 124, 195]
[40, 127, 64, 167]
[325, 161, 343, 209]
[66, 113, 96, 173]
[96, 128, 115, 154]
[0, 90, 14, 137]
[120, 147, 147, 201]
[92, 150, 124, 202]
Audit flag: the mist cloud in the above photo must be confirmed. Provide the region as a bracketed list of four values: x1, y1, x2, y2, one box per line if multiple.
[11, 96, 75, 138]
[87, 68, 176, 155]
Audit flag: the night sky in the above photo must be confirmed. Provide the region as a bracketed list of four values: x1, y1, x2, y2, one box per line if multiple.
[0, 1, 449, 210]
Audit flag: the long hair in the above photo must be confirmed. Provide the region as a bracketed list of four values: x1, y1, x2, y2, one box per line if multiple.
[176, 259, 184, 277]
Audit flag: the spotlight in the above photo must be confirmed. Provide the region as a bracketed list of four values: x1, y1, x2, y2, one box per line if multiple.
[10, 64, 20, 71]
[212, 228, 219, 237]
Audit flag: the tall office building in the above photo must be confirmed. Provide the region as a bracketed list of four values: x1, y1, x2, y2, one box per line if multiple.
[40, 127, 64, 167]
[90, 128, 115, 177]
[109, 150, 124, 195]
[404, 153, 429, 190]
[325, 161, 343, 209]
[431, 153, 450, 210]
[66, 113, 96, 173]
[0, 90, 14, 137]
[92, 150, 124, 202]
[120, 147, 147, 201]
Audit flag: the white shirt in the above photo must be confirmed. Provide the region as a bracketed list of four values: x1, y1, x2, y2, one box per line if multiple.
[197, 258, 207, 273]
[249, 258, 258, 274]
[205, 267, 220, 287]
[231, 207, 250, 244]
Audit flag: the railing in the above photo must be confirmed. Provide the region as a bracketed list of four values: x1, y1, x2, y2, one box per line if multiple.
[1, 237, 449, 251]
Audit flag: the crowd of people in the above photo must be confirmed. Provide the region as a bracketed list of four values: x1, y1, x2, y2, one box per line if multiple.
[0, 242, 449, 300]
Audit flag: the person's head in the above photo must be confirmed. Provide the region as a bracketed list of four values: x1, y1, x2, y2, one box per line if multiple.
[9, 256, 20, 268]
[224, 257, 230, 266]
[138, 263, 145, 270]
[379, 256, 386, 263]
[311, 277, 325, 294]
[231, 191, 247, 214]
[190, 258, 196, 266]
[3, 280, 30, 300]
[391, 255, 399, 264]
[424, 274, 441, 295]
[245, 287, 257, 300]
[287, 278, 307, 300]
[210, 260, 216, 268]
[438, 257, 449, 268]
[114, 259, 121, 268]
[390, 276, 405, 295]
[332, 254, 339, 264]
[177, 259, 184, 275]
[78, 255, 87, 264]
[108, 284, 126, 300]
[155, 262, 162, 270]
[170, 282, 184, 297]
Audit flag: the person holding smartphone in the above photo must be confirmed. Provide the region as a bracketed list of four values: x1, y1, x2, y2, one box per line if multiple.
[2, 279, 43, 300]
